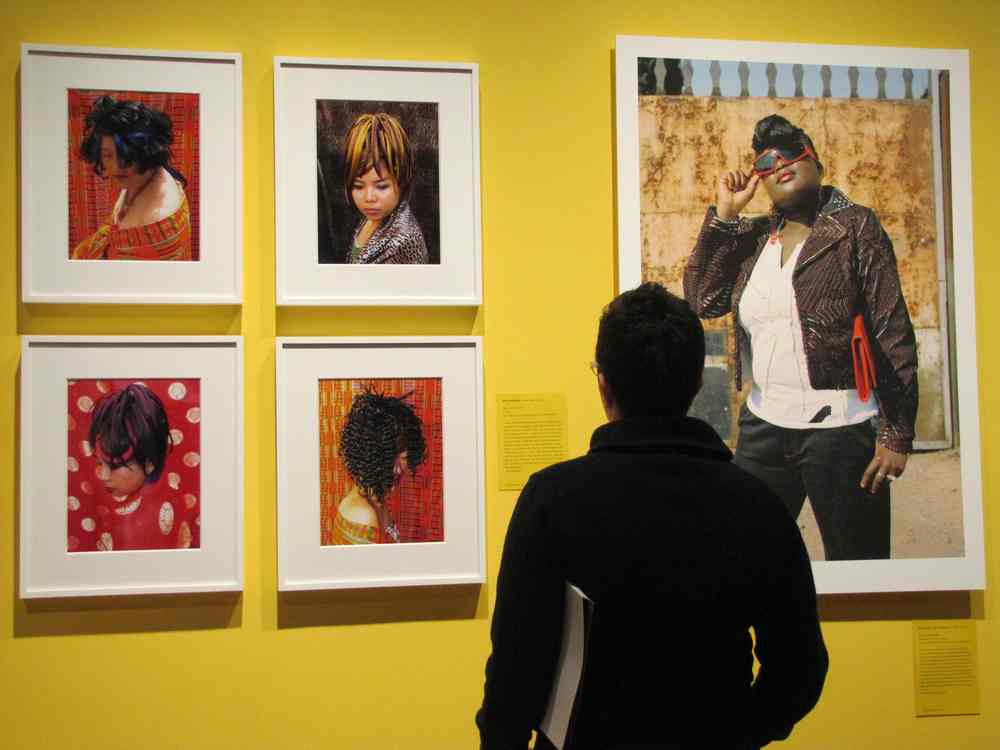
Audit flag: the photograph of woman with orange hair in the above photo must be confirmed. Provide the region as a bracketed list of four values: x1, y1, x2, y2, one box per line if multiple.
[318, 378, 443, 545]
[316, 100, 440, 264]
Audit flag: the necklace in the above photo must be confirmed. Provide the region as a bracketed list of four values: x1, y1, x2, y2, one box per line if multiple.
[118, 169, 158, 223]
[114, 496, 142, 516]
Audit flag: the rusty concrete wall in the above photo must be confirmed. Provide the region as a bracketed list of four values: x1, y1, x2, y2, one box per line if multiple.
[639, 95, 947, 443]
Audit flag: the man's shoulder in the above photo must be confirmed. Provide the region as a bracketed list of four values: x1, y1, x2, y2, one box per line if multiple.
[523, 454, 593, 494]
[524, 443, 774, 506]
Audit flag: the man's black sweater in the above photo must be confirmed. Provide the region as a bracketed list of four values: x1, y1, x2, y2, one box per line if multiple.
[477, 416, 828, 749]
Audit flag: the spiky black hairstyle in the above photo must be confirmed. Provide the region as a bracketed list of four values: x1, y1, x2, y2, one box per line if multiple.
[79, 95, 187, 185]
[338, 390, 426, 503]
[751, 113, 824, 174]
[87, 383, 171, 484]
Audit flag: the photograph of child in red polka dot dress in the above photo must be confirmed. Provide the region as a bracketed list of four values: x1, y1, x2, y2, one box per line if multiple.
[67, 378, 201, 552]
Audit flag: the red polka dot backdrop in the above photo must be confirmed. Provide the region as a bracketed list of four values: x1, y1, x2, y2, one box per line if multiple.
[319, 378, 444, 545]
[67, 378, 201, 552]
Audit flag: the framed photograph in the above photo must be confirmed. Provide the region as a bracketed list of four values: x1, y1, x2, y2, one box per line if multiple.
[20, 44, 242, 304]
[275, 57, 482, 305]
[615, 36, 983, 594]
[276, 337, 485, 590]
[20, 336, 243, 597]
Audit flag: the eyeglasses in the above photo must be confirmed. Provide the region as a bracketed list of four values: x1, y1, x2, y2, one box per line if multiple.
[751, 145, 816, 177]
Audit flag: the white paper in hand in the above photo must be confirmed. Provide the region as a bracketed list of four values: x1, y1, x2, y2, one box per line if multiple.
[539, 582, 593, 749]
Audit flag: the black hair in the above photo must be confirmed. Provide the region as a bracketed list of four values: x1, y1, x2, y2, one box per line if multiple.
[88, 383, 172, 484]
[752, 114, 824, 174]
[339, 390, 427, 503]
[595, 282, 705, 418]
[78, 95, 187, 186]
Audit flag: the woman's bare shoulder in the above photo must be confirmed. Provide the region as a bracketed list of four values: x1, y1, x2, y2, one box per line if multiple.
[337, 490, 378, 527]
[124, 168, 185, 227]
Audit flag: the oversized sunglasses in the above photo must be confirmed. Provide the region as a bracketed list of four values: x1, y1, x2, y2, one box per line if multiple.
[752, 145, 816, 177]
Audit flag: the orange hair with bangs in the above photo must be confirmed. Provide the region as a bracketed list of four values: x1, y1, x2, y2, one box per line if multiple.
[343, 113, 415, 204]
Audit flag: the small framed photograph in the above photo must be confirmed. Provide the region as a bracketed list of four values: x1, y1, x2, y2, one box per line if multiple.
[20, 336, 243, 598]
[615, 35, 983, 594]
[276, 337, 485, 590]
[20, 43, 242, 304]
[275, 56, 482, 305]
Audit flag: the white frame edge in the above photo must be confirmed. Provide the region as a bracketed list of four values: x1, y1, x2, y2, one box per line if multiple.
[275, 335, 485, 590]
[19, 334, 245, 598]
[20, 43, 244, 305]
[273, 56, 482, 307]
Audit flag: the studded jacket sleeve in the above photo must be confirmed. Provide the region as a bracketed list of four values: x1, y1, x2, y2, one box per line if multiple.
[683, 207, 763, 319]
[855, 208, 919, 453]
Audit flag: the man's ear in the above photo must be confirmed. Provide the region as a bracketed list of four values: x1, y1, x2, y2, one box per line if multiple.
[597, 372, 619, 421]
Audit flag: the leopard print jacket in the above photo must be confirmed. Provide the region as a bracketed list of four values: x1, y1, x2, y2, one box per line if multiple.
[351, 201, 429, 264]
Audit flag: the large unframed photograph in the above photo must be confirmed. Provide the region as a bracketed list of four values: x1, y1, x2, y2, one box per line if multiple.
[616, 36, 983, 593]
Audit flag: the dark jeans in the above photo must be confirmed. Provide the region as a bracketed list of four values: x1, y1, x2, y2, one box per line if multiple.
[733, 406, 890, 561]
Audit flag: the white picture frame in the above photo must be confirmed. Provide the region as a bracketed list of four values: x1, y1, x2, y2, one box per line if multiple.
[276, 336, 485, 590]
[20, 335, 244, 598]
[20, 43, 243, 304]
[275, 56, 482, 306]
[615, 35, 983, 595]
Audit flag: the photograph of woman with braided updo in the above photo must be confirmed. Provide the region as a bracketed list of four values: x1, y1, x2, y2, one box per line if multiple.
[318, 379, 443, 545]
[316, 100, 440, 264]
[684, 113, 918, 561]
[68, 90, 200, 261]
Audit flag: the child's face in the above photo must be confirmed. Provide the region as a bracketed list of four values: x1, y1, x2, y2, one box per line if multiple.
[351, 163, 400, 223]
[95, 455, 150, 497]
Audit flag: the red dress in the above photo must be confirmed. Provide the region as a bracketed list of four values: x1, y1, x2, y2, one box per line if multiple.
[76, 488, 197, 552]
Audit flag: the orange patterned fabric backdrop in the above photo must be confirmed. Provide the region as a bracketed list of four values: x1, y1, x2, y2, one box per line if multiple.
[67, 378, 201, 552]
[67, 89, 200, 259]
[319, 378, 444, 544]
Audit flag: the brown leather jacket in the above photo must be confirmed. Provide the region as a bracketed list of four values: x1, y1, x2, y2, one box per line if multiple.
[683, 186, 918, 453]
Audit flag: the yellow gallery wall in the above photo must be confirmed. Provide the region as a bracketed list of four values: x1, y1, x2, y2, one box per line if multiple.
[1, 1, 997, 747]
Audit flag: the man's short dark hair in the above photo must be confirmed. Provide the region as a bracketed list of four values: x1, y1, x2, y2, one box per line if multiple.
[595, 282, 704, 418]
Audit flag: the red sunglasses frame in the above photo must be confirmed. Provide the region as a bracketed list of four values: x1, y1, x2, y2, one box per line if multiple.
[751, 145, 816, 177]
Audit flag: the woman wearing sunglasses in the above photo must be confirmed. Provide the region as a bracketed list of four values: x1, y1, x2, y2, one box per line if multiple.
[684, 114, 918, 561]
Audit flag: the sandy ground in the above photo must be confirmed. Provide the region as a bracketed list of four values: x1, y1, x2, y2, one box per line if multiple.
[798, 448, 964, 560]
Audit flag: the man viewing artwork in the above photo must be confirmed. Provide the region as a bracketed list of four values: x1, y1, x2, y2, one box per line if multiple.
[476, 282, 828, 749]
